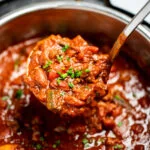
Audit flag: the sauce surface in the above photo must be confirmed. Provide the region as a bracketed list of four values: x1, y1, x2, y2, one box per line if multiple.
[0, 37, 149, 150]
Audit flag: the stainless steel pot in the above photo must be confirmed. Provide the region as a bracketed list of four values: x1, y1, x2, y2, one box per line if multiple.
[0, 1, 150, 74]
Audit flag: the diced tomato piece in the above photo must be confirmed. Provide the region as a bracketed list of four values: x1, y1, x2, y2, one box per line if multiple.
[50, 79, 69, 90]
[48, 70, 59, 81]
[110, 65, 117, 72]
[59, 81, 69, 90]
[85, 46, 99, 53]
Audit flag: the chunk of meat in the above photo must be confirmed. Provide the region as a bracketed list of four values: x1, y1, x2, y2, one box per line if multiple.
[0, 144, 17, 150]
[30, 67, 48, 88]
[24, 35, 111, 117]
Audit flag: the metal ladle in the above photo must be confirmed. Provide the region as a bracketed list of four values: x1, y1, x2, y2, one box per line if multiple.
[109, 0, 150, 63]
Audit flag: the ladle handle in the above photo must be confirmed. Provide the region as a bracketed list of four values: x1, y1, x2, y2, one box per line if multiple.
[109, 0, 150, 63]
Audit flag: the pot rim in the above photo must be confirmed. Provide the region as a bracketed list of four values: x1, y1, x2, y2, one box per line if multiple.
[0, 1, 149, 40]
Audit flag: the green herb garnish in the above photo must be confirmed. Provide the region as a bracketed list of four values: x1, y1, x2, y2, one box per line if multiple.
[2, 96, 9, 101]
[75, 70, 82, 78]
[15, 89, 23, 99]
[114, 144, 123, 149]
[67, 69, 82, 78]
[114, 95, 121, 100]
[85, 85, 89, 89]
[97, 138, 105, 143]
[67, 56, 70, 61]
[60, 73, 68, 80]
[7, 104, 11, 109]
[67, 68, 73, 75]
[57, 72, 68, 80]
[43, 60, 52, 69]
[67, 68, 75, 78]
[36, 143, 42, 150]
[14, 59, 19, 70]
[40, 136, 44, 141]
[70, 73, 75, 78]
[55, 140, 61, 145]
[52, 140, 61, 148]
[82, 138, 89, 145]
[68, 82, 74, 88]
[117, 121, 123, 127]
[60, 91, 65, 96]
[84, 144, 90, 148]
[47, 69, 52, 72]
[57, 55, 63, 62]
[85, 69, 90, 73]
[132, 92, 136, 98]
[52, 144, 57, 148]
[62, 44, 69, 52]
[57, 77, 61, 85]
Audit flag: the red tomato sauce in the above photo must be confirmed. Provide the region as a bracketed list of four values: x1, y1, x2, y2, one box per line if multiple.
[0, 37, 149, 150]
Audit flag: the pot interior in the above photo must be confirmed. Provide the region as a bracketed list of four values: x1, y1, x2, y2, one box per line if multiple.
[0, 4, 150, 74]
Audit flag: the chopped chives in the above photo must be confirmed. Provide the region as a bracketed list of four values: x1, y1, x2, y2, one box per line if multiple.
[57, 77, 61, 85]
[47, 69, 51, 72]
[97, 138, 105, 143]
[67, 68, 73, 75]
[62, 44, 69, 52]
[2, 96, 9, 101]
[117, 121, 123, 127]
[7, 104, 11, 109]
[15, 89, 23, 99]
[114, 144, 123, 149]
[60, 91, 65, 96]
[82, 138, 89, 145]
[114, 95, 121, 100]
[68, 82, 74, 88]
[67, 56, 70, 61]
[52, 140, 61, 148]
[60, 73, 68, 80]
[57, 72, 68, 80]
[84, 143, 90, 148]
[42, 60, 52, 69]
[85, 69, 90, 73]
[67, 68, 83, 78]
[67, 68, 75, 78]
[75, 70, 82, 78]
[132, 92, 136, 98]
[36, 143, 42, 150]
[55, 140, 61, 145]
[56, 55, 63, 62]
[85, 85, 89, 89]
[70, 73, 75, 79]
[52, 144, 57, 148]
[40, 136, 44, 141]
